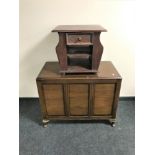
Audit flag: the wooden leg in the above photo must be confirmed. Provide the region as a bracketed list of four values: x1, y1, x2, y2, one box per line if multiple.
[42, 119, 50, 128]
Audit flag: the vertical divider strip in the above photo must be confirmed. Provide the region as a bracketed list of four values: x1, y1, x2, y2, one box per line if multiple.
[112, 80, 122, 118]
[67, 84, 70, 116]
[88, 84, 91, 117]
[63, 84, 70, 117]
[89, 84, 94, 117]
[62, 84, 66, 116]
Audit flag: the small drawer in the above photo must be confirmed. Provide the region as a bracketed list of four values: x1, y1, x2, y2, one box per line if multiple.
[66, 33, 92, 45]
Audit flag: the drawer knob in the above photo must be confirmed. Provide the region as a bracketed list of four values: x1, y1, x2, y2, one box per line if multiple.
[78, 37, 82, 41]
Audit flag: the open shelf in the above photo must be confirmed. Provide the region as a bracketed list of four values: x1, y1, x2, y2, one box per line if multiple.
[67, 45, 92, 71]
[67, 53, 91, 59]
[67, 46, 92, 54]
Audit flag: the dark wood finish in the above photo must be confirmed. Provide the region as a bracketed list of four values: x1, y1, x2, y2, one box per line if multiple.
[37, 61, 121, 80]
[52, 25, 107, 73]
[92, 32, 103, 69]
[56, 33, 68, 70]
[36, 61, 122, 126]
[52, 25, 107, 32]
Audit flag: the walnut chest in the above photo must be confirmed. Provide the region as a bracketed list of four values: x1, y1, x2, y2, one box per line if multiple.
[36, 61, 122, 127]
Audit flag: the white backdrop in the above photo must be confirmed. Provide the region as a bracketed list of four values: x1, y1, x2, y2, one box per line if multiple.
[19, 0, 135, 97]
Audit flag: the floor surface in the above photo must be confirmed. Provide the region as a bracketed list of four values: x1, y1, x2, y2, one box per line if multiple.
[19, 99, 135, 155]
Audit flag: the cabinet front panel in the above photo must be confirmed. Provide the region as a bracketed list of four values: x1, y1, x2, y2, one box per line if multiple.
[93, 84, 115, 115]
[43, 84, 65, 115]
[69, 84, 88, 115]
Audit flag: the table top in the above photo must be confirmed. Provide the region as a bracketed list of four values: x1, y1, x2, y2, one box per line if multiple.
[52, 25, 107, 32]
[36, 61, 121, 81]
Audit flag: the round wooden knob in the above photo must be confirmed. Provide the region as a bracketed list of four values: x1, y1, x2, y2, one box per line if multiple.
[78, 37, 82, 41]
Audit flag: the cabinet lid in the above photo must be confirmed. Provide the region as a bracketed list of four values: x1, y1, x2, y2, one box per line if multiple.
[36, 61, 122, 81]
[52, 25, 107, 32]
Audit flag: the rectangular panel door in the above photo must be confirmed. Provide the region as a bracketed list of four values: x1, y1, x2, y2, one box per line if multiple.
[43, 84, 65, 115]
[69, 84, 89, 116]
[93, 84, 115, 115]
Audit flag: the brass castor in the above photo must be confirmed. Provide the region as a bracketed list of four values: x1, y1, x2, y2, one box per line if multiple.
[42, 119, 50, 128]
[43, 124, 48, 128]
[109, 119, 116, 127]
[111, 122, 115, 127]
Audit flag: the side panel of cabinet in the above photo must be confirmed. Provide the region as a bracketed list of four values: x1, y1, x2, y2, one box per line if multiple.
[43, 84, 65, 115]
[93, 84, 115, 115]
[68, 84, 89, 116]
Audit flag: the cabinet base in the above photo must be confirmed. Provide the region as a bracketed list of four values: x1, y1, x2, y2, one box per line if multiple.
[41, 118, 116, 128]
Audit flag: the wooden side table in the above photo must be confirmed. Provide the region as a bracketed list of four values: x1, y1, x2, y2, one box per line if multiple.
[36, 61, 122, 127]
[52, 25, 107, 74]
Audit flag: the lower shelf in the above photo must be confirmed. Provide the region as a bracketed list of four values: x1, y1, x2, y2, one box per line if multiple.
[67, 53, 91, 59]
[67, 53, 92, 72]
